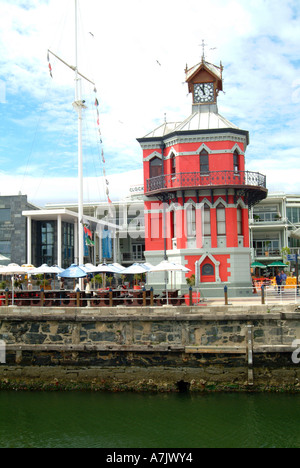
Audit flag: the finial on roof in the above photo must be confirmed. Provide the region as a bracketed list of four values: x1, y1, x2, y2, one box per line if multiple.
[201, 39, 207, 62]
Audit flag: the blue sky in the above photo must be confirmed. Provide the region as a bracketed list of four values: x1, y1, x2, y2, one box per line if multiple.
[0, 0, 300, 205]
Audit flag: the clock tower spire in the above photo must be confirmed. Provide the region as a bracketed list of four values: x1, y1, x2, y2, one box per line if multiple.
[185, 58, 223, 111]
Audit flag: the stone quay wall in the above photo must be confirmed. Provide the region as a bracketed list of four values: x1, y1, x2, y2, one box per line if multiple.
[1, 304, 300, 392]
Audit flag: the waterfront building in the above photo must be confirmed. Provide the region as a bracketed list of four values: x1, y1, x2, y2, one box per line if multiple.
[137, 56, 267, 295]
[250, 193, 300, 267]
[22, 187, 145, 268]
[0, 195, 38, 266]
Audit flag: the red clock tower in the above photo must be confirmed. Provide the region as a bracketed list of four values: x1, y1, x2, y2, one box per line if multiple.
[137, 56, 267, 297]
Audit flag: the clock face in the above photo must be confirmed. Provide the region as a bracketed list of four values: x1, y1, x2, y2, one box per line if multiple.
[194, 82, 215, 103]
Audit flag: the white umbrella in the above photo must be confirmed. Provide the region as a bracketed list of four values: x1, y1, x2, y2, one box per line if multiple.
[30, 264, 62, 289]
[149, 261, 190, 272]
[120, 263, 150, 274]
[149, 261, 191, 304]
[94, 264, 122, 274]
[0, 264, 28, 306]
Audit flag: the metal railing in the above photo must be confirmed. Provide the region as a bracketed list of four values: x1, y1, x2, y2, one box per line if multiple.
[1, 284, 299, 308]
[146, 170, 267, 194]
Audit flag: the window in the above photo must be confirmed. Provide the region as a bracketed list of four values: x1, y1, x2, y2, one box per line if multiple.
[203, 204, 211, 236]
[237, 206, 243, 236]
[200, 149, 209, 174]
[233, 150, 240, 173]
[171, 154, 176, 175]
[253, 239, 280, 256]
[202, 263, 214, 276]
[40, 222, 55, 266]
[132, 244, 144, 261]
[0, 241, 11, 258]
[0, 209, 11, 222]
[150, 157, 162, 179]
[216, 203, 226, 236]
[63, 223, 74, 268]
[287, 207, 300, 224]
[187, 205, 196, 237]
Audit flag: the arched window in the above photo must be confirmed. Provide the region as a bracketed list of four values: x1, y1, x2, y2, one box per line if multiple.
[237, 206, 243, 236]
[203, 203, 211, 237]
[200, 149, 209, 174]
[216, 203, 226, 236]
[187, 205, 196, 237]
[234, 150, 240, 173]
[150, 157, 162, 178]
[171, 154, 176, 175]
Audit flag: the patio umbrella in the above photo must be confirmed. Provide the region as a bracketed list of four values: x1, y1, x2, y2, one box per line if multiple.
[92, 263, 122, 288]
[30, 264, 61, 289]
[59, 264, 87, 278]
[0, 264, 28, 306]
[120, 263, 150, 274]
[268, 262, 288, 268]
[251, 262, 267, 269]
[149, 261, 191, 304]
[120, 263, 150, 287]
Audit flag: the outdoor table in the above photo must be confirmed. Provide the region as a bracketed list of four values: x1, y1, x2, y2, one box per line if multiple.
[0, 295, 5, 306]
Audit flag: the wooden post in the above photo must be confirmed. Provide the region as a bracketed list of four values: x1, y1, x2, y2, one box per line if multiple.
[224, 286, 228, 306]
[143, 287, 146, 307]
[261, 285, 265, 305]
[109, 289, 113, 307]
[5, 289, 9, 307]
[246, 324, 254, 386]
[189, 287, 193, 306]
[76, 290, 80, 307]
[41, 289, 45, 307]
[150, 288, 154, 307]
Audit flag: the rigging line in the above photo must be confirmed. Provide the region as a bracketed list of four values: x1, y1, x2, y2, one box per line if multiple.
[83, 112, 105, 203]
[19, 79, 54, 196]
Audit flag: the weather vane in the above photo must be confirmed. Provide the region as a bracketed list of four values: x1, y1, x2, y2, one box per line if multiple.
[200, 39, 217, 62]
[201, 39, 207, 61]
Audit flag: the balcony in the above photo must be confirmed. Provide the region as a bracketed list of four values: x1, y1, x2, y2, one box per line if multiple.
[146, 170, 267, 205]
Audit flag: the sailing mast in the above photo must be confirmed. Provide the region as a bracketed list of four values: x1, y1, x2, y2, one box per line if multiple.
[48, 0, 95, 268]
[73, 0, 84, 267]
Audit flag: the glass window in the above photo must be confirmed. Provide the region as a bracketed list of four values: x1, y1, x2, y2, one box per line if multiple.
[217, 203, 226, 236]
[234, 150, 239, 173]
[200, 149, 209, 174]
[187, 205, 196, 237]
[0, 209, 11, 222]
[40, 222, 55, 266]
[150, 157, 162, 179]
[203, 204, 211, 236]
[237, 207, 243, 236]
[171, 154, 176, 175]
[202, 263, 214, 276]
[0, 241, 11, 257]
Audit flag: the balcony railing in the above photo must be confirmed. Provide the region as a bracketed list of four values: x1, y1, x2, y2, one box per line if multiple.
[146, 170, 267, 195]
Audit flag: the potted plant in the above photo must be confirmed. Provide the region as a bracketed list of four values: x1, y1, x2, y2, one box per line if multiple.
[133, 274, 142, 290]
[265, 241, 271, 256]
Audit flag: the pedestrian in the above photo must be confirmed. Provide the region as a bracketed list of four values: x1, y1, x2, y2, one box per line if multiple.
[276, 271, 282, 295]
[85, 277, 92, 307]
[280, 270, 287, 292]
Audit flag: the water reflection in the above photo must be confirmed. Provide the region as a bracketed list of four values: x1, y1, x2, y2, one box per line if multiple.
[0, 392, 300, 448]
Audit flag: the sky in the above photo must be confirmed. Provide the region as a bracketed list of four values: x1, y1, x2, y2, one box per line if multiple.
[0, 0, 299, 206]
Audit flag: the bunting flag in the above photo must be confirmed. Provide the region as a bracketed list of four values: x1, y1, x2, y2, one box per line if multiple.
[47, 51, 53, 78]
[84, 223, 95, 247]
[93, 88, 113, 215]
[84, 224, 92, 238]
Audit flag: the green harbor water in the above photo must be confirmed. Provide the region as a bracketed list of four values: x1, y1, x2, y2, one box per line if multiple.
[1, 391, 300, 448]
